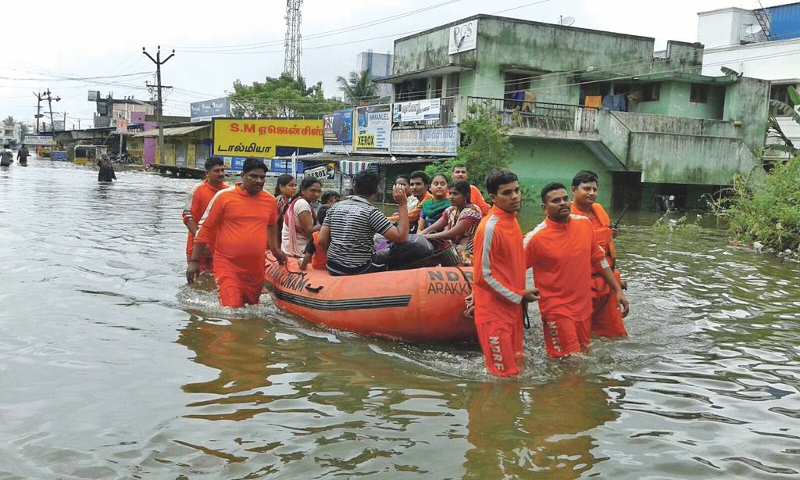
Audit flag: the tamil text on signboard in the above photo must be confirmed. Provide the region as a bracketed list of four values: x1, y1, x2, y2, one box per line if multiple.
[391, 126, 458, 156]
[213, 119, 323, 159]
[392, 98, 441, 123]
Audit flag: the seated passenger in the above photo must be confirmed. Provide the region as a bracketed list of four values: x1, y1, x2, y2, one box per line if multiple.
[417, 173, 451, 231]
[300, 205, 330, 271]
[388, 174, 417, 222]
[281, 177, 323, 256]
[318, 190, 340, 211]
[420, 180, 482, 265]
[406, 171, 433, 234]
[319, 170, 408, 276]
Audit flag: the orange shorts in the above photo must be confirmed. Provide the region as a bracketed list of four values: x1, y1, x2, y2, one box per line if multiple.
[213, 255, 264, 308]
[476, 321, 524, 377]
[591, 271, 627, 338]
[540, 313, 587, 359]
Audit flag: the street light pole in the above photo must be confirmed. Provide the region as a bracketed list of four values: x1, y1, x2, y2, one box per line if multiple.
[142, 46, 174, 166]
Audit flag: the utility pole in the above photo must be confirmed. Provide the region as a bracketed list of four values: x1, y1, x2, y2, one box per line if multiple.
[33, 91, 46, 134]
[44, 89, 60, 134]
[142, 46, 174, 166]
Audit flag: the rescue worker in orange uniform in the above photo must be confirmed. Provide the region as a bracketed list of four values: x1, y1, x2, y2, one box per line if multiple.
[524, 183, 629, 358]
[452, 163, 490, 216]
[472, 170, 539, 377]
[182, 157, 228, 273]
[186, 158, 287, 307]
[570, 170, 628, 338]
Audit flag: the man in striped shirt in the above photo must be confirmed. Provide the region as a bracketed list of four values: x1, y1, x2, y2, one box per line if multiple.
[319, 170, 408, 276]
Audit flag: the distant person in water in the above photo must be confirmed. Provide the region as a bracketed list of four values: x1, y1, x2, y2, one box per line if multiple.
[0, 144, 13, 167]
[97, 154, 116, 182]
[16, 144, 29, 165]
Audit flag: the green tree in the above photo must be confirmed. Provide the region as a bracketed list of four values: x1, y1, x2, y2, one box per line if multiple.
[228, 72, 341, 119]
[425, 102, 512, 189]
[336, 70, 378, 106]
[3, 116, 15, 126]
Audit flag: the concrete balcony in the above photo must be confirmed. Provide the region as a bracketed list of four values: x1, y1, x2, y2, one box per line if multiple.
[464, 96, 600, 141]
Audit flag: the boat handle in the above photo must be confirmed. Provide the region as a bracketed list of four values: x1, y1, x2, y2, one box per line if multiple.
[305, 285, 324, 293]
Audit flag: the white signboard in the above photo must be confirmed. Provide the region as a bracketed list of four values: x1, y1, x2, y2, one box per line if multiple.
[392, 98, 441, 123]
[448, 20, 478, 55]
[24, 135, 54, 146]
[355, 104, 391, 152]
[303, 165, 327, 179]
[390, 126, 458, 156]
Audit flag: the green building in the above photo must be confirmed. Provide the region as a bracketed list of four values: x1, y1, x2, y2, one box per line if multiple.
[381, 14, 770, 210]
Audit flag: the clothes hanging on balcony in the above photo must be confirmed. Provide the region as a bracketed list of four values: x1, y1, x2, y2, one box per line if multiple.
[602, 94, 627, 112]
[584, 96, 603, 109]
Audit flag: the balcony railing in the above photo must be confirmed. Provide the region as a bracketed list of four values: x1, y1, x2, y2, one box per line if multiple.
[465, 96, 597, 133]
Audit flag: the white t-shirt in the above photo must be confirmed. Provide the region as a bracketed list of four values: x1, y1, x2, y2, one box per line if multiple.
[281, 198, 314, 255]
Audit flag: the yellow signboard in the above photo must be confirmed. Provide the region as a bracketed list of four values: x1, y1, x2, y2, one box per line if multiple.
[213, 119, 323, 159]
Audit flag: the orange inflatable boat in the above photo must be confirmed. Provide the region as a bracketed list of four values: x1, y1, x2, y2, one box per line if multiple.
[263, 257, 477, 343]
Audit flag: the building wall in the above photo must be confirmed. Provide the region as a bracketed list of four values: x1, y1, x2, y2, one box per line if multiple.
[656, 82, 725, 119]
[392, 15, 655, 103]
[697, 8, 761, 49]
[475, 17, 655, 103]
[508, 137, 614, 207]
[611, 111, 737, 137]
[627, 133, 755, 184]
[722, 76, 770, 150]
[701, 38, 800, 79]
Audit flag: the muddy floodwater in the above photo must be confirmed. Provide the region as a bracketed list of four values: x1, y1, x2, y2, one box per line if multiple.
[1, 158, 799, 479]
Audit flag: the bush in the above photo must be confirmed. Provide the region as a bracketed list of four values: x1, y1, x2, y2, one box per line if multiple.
[726, 156, 800, 254]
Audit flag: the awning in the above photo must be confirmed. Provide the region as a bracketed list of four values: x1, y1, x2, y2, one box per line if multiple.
[340, 160, 374, 175]
[131, 125, 210, 138]
[274, 152, 443, 166]
[379, 64, 475, 84]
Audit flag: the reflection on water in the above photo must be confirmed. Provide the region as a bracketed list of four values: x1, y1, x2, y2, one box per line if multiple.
[0, 159, 799, 478]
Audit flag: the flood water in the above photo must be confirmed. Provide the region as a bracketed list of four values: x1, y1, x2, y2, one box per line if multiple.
[1, 158, 799, 479]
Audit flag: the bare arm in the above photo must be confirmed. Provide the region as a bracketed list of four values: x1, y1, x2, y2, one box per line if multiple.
[598, 267, 629, 317]
[299, 252, 312, 270]
[296, 209, 320, 237]
[419, 214, 447, 235]
[318, 224, 330, 249]
[383, 185, 409, 243]
[186, 242, 208, 284]
[268, 223, 287, 264]
[425, 216, 474, 241]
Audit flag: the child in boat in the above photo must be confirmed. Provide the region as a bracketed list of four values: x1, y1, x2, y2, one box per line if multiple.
[300, 206, 330, 271]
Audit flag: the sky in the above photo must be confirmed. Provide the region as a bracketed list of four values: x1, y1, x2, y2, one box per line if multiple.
[1, 0, 788, 130]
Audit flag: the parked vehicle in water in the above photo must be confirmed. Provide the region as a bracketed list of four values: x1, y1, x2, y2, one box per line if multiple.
[74, 145, 108, 165]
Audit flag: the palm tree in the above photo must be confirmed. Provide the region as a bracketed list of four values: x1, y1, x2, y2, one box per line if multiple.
[336, 70, 378, 106]
[3, 116, 15, 126]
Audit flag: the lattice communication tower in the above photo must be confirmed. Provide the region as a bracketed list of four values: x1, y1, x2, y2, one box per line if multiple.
[284, 0, 302, 79]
